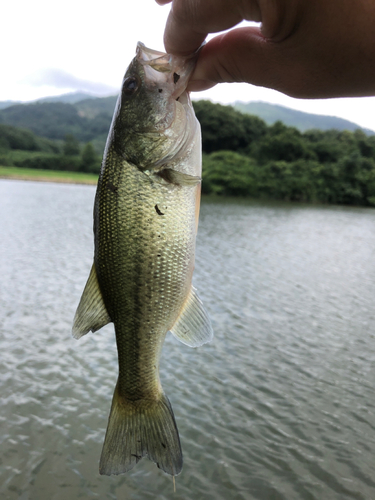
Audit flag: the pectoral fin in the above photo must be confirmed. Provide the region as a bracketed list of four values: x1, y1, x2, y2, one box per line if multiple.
[72, 264, 111, 339]
[170, 286, 213, 347]
[158, 168, 201, 187]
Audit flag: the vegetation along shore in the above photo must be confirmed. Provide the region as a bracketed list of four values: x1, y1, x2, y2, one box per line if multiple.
[1, 98, 375, 205]
[0, 166, 97, 185]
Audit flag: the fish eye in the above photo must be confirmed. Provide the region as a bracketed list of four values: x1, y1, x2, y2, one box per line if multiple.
[123, 76, 140, 96]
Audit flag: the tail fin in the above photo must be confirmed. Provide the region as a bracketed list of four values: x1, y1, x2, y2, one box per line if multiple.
[99, 382, 183, 476]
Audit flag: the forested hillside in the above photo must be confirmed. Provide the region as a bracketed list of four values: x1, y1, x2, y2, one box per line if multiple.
[234, 101, 375, 134]
[1, 98, 375, 206]
[195, 101, 375, 205]
[0, 101, 110, 142]
[0, 124, 101, 174]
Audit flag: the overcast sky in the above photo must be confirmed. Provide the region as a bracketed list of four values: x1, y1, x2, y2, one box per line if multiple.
[3, 0, 375, 131]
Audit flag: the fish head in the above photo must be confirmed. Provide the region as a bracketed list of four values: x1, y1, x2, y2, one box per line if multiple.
[110, 42, 201, 178]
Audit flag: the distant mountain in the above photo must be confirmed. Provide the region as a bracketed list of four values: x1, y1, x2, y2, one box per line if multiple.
[0, 100, 21, 110]
[75, 95, 118, 119]
[0, 101, 93, 140]
[0, 100, 114, 157]
[234, 101, 375, 135]
[0, 94, 118, 154]
[1, 93, 374, 155]
[2, 92, 373, 135]
[36, 91, 100, 104]
[0, 91, 112, 110]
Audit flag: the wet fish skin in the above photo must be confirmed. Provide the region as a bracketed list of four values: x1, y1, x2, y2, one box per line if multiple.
[72, 42, 213, 476]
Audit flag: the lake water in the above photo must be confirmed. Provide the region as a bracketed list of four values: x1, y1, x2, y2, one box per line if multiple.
[1, 179, 375, 500]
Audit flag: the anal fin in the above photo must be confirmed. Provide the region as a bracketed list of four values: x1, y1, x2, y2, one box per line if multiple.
[72, 263, 111, 339]
[170, 286, 213, 347]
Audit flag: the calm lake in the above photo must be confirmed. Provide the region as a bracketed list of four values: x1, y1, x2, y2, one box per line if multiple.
[1, 179, 375, 500]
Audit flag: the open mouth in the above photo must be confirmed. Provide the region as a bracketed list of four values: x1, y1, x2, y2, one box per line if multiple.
[136, 42, 196, 101]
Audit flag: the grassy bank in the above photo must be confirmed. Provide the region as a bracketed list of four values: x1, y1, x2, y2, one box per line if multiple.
[0, 166, 98, 185]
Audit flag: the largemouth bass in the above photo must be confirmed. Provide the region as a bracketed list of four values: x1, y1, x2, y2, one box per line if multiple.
[72, 42, 213, 477]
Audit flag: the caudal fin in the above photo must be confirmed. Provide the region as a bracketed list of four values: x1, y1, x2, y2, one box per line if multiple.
[99, 383, 183, 476]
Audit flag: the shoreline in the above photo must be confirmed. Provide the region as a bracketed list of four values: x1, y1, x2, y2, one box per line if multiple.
[0, 167, 98, 185]
[0, 174, 97, 185]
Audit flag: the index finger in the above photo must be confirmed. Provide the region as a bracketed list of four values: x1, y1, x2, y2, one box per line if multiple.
[162, 0, 245, 55]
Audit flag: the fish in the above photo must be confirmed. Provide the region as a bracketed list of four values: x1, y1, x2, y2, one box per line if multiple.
[72, 42, 213, 477]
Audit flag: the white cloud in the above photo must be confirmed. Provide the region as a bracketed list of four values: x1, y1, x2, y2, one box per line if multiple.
[21, 68, 118, 95]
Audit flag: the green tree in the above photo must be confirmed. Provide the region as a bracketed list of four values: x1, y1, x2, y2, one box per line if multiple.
[0, 123, 60, 153]
[63, 134, 80, 156]
[334, 153, 375, 205]
[255, 160, 318, 201]
[15, 154, 80, 171]
[80, 142, 100, 173]
[252, 123, 316, 163]
[0, 135, 10, 151]
[193, 100, 267, 153]
[202, 151, 258, 196]
[354, 129, 375, 159]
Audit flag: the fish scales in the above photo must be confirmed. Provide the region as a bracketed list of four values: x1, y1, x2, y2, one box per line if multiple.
[73, 42, 213, 477]
[96, 149, 197, 399]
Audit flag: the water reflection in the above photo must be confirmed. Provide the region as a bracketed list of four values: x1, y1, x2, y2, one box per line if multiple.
[1, 180, 375, 500]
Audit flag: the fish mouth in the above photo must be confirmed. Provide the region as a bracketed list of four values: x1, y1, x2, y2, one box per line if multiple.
[136, 42, 197, 101]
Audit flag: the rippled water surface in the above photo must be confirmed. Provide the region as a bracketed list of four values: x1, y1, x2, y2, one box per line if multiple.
[1, 179, 375, 500]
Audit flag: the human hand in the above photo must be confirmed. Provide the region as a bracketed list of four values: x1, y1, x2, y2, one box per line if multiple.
[155, 0, 375, 99]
